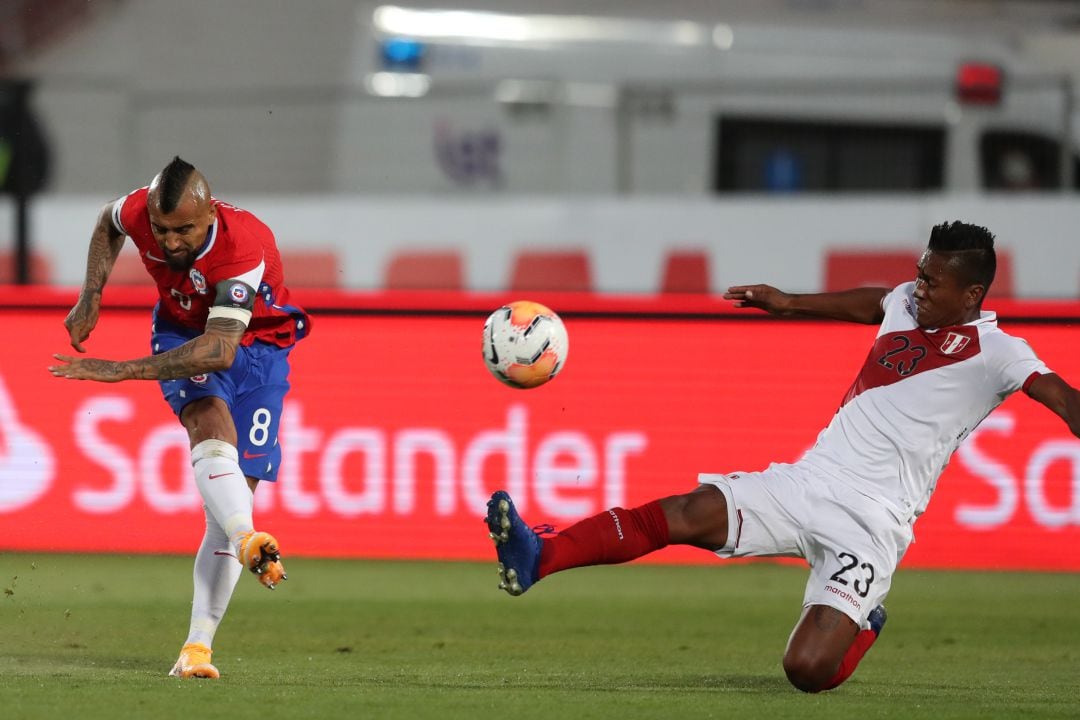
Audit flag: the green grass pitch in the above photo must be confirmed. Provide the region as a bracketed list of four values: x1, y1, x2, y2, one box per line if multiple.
[0, 553, 1077, 719]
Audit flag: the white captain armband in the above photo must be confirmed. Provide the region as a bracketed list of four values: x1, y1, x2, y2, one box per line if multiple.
[208, 279, 257, 325]
[111, 197, 128, 235]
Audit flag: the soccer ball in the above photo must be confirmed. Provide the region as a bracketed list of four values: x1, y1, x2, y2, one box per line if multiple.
[482, 301, 569, 389]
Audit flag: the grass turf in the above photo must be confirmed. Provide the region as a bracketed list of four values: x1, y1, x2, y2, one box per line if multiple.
[0, 553, 1077, 719]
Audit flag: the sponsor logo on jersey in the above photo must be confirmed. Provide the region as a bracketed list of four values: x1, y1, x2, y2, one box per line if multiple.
[189, 268, 208, 294]
[940, 331, 971, 355]
[190, 374, 208, 384]
[229, 283, 250, 304]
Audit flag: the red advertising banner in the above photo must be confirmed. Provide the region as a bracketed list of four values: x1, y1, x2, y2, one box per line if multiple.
[2, 289, 1079, 571]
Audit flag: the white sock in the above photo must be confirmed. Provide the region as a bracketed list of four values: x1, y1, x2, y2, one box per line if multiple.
[191, 439, 254, 552]
[185, 507, 243, 648]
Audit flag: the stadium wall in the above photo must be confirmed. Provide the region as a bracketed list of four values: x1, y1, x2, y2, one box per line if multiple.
[2, 195, 1080, 297]
[2, 287, 1079, 571]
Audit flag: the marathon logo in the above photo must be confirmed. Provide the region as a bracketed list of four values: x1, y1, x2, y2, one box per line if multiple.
[608, 509, 624, 541]
[824, 584, 862, 610]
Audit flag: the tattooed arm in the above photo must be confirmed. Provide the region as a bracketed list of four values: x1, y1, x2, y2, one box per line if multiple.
[49, 317, 246, 382]
[64, 203, 127, 352]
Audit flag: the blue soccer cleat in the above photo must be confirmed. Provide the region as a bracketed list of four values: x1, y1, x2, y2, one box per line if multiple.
[867, 605, 888, 637]
[485, 490, 543, 596]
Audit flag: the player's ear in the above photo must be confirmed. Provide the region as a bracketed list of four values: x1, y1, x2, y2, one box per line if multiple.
[966, 283, 986, 308]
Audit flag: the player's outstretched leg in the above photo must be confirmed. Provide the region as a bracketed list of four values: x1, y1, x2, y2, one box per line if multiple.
[168, 642, 220, 679]
[486, 491, 673, 596]
[822, 605, 887, 691]
[486, 490, 543, 596]
[238, 530, 287, 590]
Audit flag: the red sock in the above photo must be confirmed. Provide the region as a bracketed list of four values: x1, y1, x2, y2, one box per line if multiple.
[537, 501, 669, 579]
[823, 628, 878, 690]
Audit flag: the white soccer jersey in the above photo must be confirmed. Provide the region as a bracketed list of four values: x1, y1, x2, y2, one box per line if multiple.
[800, 282, 1050, 524]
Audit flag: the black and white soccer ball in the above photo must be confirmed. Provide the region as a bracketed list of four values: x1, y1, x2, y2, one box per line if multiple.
[482, 300, 569, 389]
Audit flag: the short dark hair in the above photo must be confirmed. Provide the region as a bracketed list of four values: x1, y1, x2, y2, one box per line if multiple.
[156, 156, 196, 213]
[927, 220, 997, 291]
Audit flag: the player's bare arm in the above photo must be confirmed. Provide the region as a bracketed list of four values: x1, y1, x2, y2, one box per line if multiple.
[49, 316, 246, 382]
[1026, 373, 1080, 438]
[725, 284, 888, 325]
[64, 203, 127, 352]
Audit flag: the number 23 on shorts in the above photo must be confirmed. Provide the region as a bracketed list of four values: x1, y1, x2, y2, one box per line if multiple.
[829, 551, 876, 598]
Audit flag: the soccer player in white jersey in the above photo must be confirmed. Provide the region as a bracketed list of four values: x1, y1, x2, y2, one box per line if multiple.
[485, 221, 1080, 692]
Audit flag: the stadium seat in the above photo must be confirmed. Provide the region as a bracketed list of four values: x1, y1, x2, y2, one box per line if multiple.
[0, 250, 51, 284]
[280, 250, 341, 288]
[661, 250, 710, 293]
[825, 248, 1014, 298]
[824, 249, 920, 291]
[107, 248, 150, 285]
[986, 249, 1013, 299]
[110, 249, 346, 289]
[509, 250, 592, 292]
[385, 250, 464, 290]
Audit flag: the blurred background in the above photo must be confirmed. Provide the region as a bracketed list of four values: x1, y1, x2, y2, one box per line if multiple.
[3, 0, 1080, 295]
[3, 1, 1080, 569]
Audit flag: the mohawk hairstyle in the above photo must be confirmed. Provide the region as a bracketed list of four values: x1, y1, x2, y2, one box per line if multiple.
[927, 220, 997, 292]
[155, 156, 197, 213]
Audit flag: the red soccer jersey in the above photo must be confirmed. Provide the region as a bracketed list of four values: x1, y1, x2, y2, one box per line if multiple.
[111, 187, 309, 347]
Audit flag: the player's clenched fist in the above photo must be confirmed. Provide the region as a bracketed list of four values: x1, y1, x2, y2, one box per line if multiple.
[63, 297, 100, 353]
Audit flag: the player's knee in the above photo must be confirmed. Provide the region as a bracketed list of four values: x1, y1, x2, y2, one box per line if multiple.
[191, 438, 238, 465]
[659, 485, 728, 549]
[182, 397, 237, 446]
[782, 649, 834, 693]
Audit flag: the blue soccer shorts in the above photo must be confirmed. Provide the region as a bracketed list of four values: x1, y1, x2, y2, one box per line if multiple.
[151, 316, 292, 482]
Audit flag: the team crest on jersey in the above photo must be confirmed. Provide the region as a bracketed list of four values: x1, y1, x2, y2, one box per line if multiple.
[940, 331, 971, 355]
[190, 374, 209, 384]
[189, 268, 208, 294]
[229, 283, 249, 304]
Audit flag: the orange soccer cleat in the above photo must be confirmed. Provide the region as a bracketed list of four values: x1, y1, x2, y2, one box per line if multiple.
[238, 530, 287, 589]
[168, 642, 220, 679]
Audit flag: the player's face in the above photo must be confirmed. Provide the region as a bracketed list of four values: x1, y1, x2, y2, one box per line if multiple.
[147, 195, 216, 271]
[913, 251, 982, 329]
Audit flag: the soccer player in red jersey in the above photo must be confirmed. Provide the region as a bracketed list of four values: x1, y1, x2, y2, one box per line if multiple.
[50, 157, 310, 679]
[486, 221, 1080, 692]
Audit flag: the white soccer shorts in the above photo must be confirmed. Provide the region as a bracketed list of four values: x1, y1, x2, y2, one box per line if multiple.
[699, 462, 913, 628]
